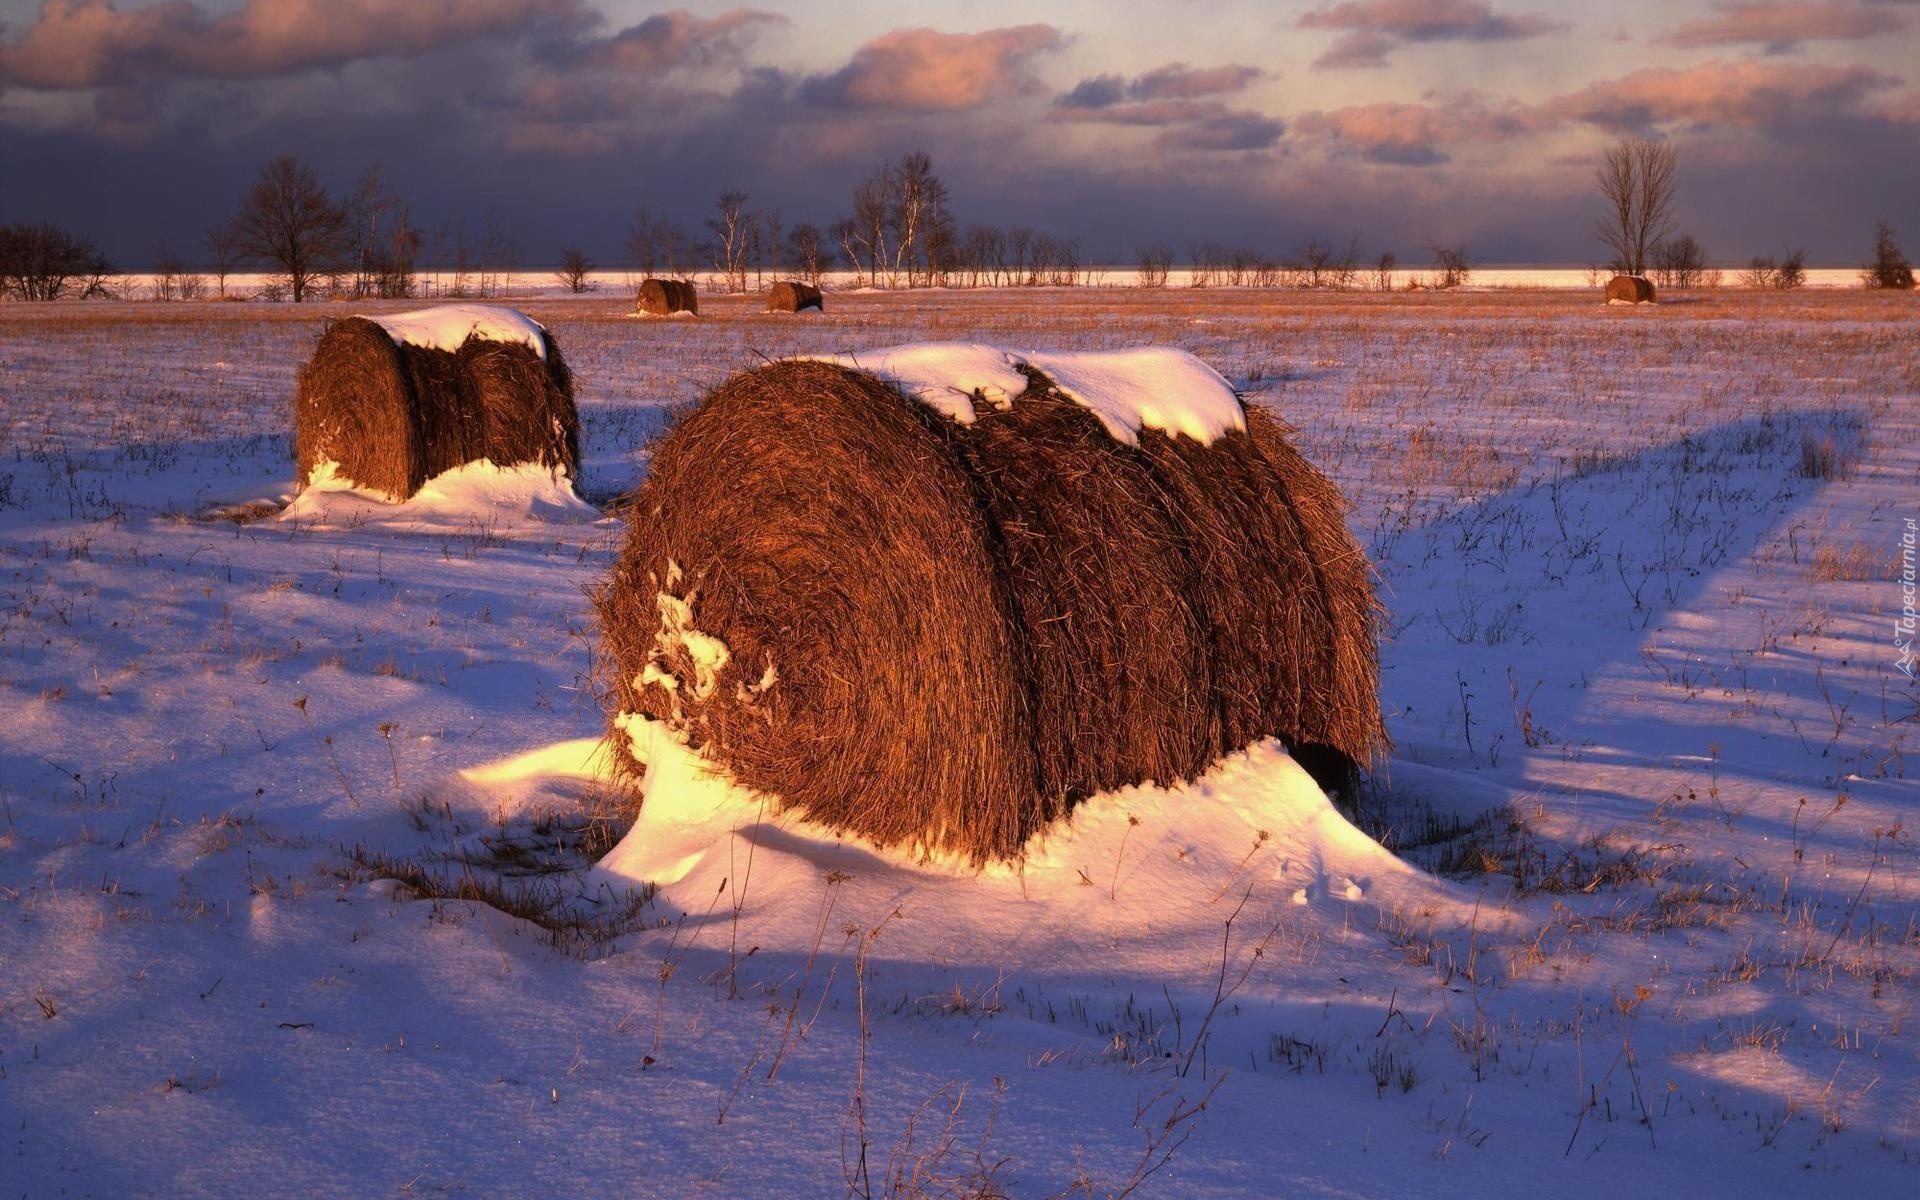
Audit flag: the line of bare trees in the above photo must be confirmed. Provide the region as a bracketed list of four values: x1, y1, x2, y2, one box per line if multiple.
[8, 138, 1915, 303]
[640, 152, 1093, 292]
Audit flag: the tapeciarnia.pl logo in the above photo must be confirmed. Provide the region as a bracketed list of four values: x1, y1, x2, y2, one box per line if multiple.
[1898, 517, 1917, 680]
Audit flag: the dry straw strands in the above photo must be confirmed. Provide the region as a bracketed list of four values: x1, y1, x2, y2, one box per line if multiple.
[599, 356, 1382, 862]
[1605, 275, 1656, 304]
[766, 281, 824, 313]
[294, 314, 577, 500]
[637, 279, 698, 316]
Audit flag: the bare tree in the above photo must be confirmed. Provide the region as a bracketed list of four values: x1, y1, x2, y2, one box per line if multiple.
[228, 155, 350, 302]
[1594, 137, 1678, 277]
[1865, 219, 1915, 289]
[1777, 247, 1807, 290]
[846, 165, 891, 286]
[707, 189, 753, 293]
[343, 167, 420, 299]
[1136, 244, 1173, 287]
[556, 247, 594, 293]
[1740, 255, 1779, 288]
[152, 246, 185, 301]
[626, 207, 662, 276]
[1427, 243, 1471, 289]
[1651, 233, 1710, 288]
[1374, 251, 1397, 291]
[205, 223, 240, 298]
[786, 223, 829, 285]
[0, 222, 114, 301]
[888, 151, 949, 286]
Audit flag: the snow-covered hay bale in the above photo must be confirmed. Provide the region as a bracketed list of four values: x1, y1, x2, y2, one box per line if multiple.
[1605, 274, 1656, 304]
[294, 305, 577, 501]
[766, 281, 823, 313]
[598, 345, 1382, 862]
[636, 278, 697, 316]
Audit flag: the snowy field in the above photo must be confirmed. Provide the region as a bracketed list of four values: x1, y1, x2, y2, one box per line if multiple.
[2, 286, 1918, 1197]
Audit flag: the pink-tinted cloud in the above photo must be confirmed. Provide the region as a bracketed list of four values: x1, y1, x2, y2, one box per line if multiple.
[0, 0, 595, 89]
[573, 8, 785, 72]
[1658, 1, 1911, 53]
[1544, 58, 1898, 132]
[801, 24, 1065, 110]
[1294, 97, 1539, 163]
[1310, 32, 1397, 69]
[1298, 0, 1566, 69]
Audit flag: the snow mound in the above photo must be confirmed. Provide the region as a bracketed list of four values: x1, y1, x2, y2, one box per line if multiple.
[798, 342, 1244, 445]
[282, 459, 597, 526]
[369, 304, 548, 359]
[1023, 348, 1245, 445]
[596, 717, 1447, 979]
[803, 343, 1029, 424]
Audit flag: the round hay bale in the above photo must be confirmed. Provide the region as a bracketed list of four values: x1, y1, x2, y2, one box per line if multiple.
[637, 278, 698, 316]
[599, 351, 1383, 862]
[1605, 274, 1656, 304]
[293, 311, 578, 500]
[600, 361, 1040, 859]
[767, 281, 823, 313]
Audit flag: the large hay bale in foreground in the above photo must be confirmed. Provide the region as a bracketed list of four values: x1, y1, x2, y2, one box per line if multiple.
[600, 350, 1382, 862]
[636, 278, 698, 316]
[766, 281, 823, 313]
[1605, 274, 1656, 304]
[294, 307, 576, 500]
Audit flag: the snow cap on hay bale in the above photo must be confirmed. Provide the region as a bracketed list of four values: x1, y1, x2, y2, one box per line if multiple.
[294, 304, 577, 501]
[767, 280, 823, 312]
[637, 278, 698, 316]
[1605, 274, 1656, 304]
[599, 344, 1382, 863]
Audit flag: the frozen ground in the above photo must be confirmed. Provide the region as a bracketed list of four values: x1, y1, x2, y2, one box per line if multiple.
[1, 287, 1917, 1197]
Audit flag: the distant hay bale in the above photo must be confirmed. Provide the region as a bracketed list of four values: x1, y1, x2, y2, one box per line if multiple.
[1605, 275, 1656, 304]
[598, 353, 1383, 863]
[636, 278, 698, 316]
[767, 281, 823, 313]
[294, 309, 577, 501]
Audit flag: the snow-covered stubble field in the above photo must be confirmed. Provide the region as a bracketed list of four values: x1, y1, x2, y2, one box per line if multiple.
[1, 287, 1917, 1197]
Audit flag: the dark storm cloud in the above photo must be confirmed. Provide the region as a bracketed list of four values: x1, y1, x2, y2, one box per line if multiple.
[1297, 0, 1566, 70]
[1051, 60, 1272, 148]
[0, 2, 1914, 268]
[0, 0, 597, 88]
[1057, 61, 1263, 108]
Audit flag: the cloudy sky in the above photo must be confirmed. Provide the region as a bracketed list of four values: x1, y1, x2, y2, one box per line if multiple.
[1, 0, 1915, 266]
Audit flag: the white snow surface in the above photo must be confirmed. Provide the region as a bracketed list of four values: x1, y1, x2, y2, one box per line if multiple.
[4, 291, 1919, 1198]
[804, 342, 1031, 424]
[284, 458, 596, 524]
[1024, 346, 1246, 445]
[802, 342, 1244, 444]
[602, 716, 1444, 974]
[369, 303, 549, 359]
